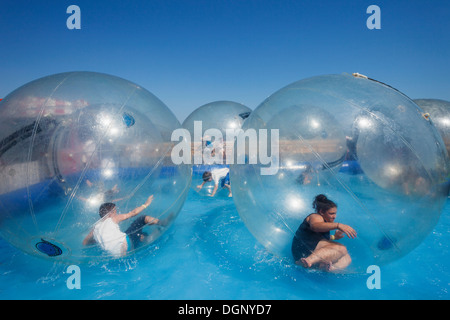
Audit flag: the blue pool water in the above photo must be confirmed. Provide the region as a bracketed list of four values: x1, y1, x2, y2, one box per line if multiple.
[0, 187, 449, 300]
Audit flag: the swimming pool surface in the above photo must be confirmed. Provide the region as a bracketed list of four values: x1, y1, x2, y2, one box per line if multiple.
[0, 188, 449, 300]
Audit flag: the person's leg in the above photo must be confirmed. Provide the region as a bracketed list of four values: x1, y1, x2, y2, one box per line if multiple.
[144, 215, 159, 225]
[125, 216, 159, 248]
[224, 184, 232, 197]
[139, 213, 176, 245]
[221, 173, 232, 197]
[328, 252, 352, 272]
[299, 240, 349, 270]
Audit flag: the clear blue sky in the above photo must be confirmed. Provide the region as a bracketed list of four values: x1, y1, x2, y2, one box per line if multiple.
[1, 0, 449, 122]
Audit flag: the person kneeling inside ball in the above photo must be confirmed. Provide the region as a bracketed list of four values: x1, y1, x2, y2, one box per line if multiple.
[83, 195, 165, 257]
[291, 194, 357, 272]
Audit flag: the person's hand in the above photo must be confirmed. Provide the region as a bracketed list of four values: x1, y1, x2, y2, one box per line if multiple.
[334, 229, 345, 240]
[144, 195, 154, 207]
[337, 223, 357, 239]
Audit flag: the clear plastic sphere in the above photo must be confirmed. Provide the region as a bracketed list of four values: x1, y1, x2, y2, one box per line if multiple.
[0, 72, 191, 263]
[182, 101, 251, 197]
[230, 74, 449, 272]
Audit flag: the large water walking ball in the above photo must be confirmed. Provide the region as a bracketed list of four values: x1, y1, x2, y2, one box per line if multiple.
[182, 101, 251, 196]
[0, 72, 191, 263]
[230, 74, 449, 272]
[414, 99, 450, 161]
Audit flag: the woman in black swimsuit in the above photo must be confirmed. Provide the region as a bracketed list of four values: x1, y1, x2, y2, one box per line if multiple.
[291, 194, 357, 272]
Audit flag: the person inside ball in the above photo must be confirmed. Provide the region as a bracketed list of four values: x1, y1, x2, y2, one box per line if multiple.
[196, 167, 232, 197]
[291, 194, 357, 272]
[82, 195, 167, 257]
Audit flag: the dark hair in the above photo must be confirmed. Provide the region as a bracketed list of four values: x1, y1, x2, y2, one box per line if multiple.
[99, 202, 116, 218]
[312, 194, 337, 214]
[202, 171, 212, 182]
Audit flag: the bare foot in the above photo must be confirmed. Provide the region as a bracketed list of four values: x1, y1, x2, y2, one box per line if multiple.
[297, 257, 312, 268]
[145, 216, 160, 225]
[156, 213, 175, 227]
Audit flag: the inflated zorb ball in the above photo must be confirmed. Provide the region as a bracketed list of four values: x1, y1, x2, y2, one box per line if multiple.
[0, 72, 191, 263]
[182, 100, 251, 197]
[230, 73, 449, 272]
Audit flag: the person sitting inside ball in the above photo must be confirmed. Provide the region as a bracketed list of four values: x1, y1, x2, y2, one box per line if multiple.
[291, 194, 357, 272]
[82, 195, 165, 257]
[196, 167, 232, 197]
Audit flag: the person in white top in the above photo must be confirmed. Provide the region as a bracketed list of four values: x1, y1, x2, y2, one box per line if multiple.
[82, 195, 161, 257]
[196, 167, 232, 197]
